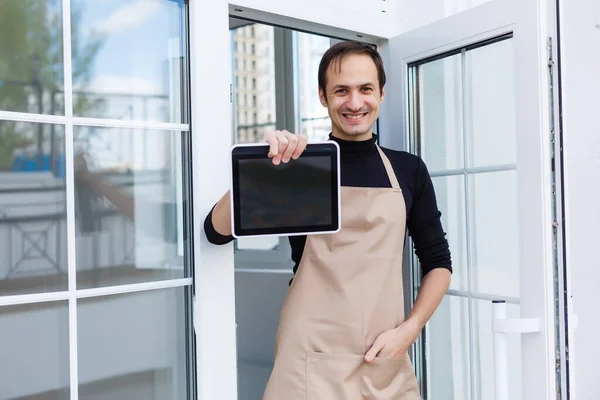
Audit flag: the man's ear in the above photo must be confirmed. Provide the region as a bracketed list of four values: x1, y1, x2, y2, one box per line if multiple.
[319, 87, 328, 107]
[380, 86, 386, 103]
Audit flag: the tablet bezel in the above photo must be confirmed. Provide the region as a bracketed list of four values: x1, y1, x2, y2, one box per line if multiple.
[230, 140, 341, 238]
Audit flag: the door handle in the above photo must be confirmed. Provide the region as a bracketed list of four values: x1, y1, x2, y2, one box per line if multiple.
[491, 300, 541, 400]
[493, 314, 540, 333]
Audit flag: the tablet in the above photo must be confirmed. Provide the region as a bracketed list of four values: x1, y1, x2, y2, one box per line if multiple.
[230, 141, 341, 238]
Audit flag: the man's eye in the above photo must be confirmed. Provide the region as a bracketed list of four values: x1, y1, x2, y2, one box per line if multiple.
[362, 87, 373, 92]
[336, 89, 346, 94]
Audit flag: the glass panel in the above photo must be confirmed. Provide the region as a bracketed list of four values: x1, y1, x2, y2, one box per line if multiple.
[426, 295, 471, 400]
[296, 32, 331, 141]
[0, 301, 69, 399]
[469, 170, 519, 298]
[71, 0, 188, 123]
[235, 269, 292, 400]
[431, 175, 467, 290]
[0, 122, 67, 296]
[230, 23, 297, 399]
[418, 54, 464, 172]
[236, 236, 280, 251]
[74, 126, 190, 289]
[232, 23, 276, 144]
[465, 39, 516, 167]
[474, 300, 522, 400]
[231, 22, 278, 250]
[78, 287, 192, 399]
[0, 0, 64, 115]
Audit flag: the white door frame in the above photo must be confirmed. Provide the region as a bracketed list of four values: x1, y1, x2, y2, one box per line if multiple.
[188, 1, 388, 398]
[189, 1, 238, 399]
[379, 1, 559, 399]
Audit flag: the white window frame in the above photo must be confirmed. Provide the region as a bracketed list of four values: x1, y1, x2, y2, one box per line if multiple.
[378, 1, 562, 399]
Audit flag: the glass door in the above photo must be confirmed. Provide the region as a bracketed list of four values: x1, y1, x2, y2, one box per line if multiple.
[386, 0, 560, 399]
[228, 19, 342, 399]
[410, 35, 522, 400]
[0, 0, 196, 399]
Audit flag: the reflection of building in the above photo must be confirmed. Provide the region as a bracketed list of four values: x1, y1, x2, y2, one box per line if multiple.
[231, 25, 332, 143]
[297, 33, 332, 141]
[232, 24, 276, 143]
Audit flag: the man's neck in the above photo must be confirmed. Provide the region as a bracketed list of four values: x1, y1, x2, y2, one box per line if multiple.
[331, 130, 373, 142]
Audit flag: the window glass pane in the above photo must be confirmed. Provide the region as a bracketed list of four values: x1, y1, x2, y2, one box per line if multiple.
[0, 301, 70, 399]
[235, 270, 292, 399]
[231, 22, 278, 250]
[78, 287, 192, 399]
[426, 295, 471, 400]
[74, 126, 190, 289]
[413, 39, 519, 400]
[297, 32, 331, 141]
[0, 0, 64, 115]
[0, 122, 67, 296]
[232, 23, 276, 144]
[71, 0, 188, 123]
[417, 54, 464, 172]
[475, 300, 522, 400]
[466, 39, 516, 167]
[431, 175, 467, 291]
[469, 170, 519, 298]
[235, 236, 280, 251]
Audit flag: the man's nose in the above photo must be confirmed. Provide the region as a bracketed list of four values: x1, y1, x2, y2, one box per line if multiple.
[346, 91, 363, 111]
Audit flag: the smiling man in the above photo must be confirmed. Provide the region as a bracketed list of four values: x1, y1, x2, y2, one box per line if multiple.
[317, 45, 384, 141]
[204, 41, 452, 400]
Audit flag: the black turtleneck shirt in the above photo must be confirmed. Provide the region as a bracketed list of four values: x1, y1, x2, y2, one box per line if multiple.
[204, 134, 452, 278]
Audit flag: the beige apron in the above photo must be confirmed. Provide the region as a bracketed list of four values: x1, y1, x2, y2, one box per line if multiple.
[262, 146, 421, 400]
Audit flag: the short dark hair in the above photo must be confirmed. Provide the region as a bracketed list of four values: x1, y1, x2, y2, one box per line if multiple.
[318, 41, 386, 98]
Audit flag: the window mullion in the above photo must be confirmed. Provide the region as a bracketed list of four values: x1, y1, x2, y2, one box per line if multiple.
[61, 0, 79, 399]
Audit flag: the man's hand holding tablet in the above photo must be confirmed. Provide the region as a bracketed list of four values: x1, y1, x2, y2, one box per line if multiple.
[264, 130, 309, 165]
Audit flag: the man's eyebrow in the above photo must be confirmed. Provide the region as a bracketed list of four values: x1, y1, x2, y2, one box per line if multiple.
[331, 82, 375, 89]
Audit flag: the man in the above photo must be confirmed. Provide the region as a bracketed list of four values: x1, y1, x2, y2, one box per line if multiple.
[205, 41, 451, 399]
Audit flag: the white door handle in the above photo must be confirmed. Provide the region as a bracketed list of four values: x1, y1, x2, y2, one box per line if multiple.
[491, 300, 541, 400]
[493, 316, 540, 333]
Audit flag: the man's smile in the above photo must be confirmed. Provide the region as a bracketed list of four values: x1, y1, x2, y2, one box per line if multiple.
[342, 112, 368, 120]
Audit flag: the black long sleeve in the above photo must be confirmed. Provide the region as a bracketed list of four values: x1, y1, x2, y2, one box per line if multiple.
[204, 204, 234, 245]
[403, 155, 452, 276]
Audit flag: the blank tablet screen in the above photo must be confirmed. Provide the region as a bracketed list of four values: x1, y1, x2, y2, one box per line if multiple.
[231, 142, 340, 237]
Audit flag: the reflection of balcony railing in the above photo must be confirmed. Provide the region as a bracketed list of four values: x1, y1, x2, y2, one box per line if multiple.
[0, 171, 168, 282]
[0, 201, 65, 280]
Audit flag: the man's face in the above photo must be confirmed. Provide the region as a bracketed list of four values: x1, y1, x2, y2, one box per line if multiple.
[319, 53, 385, 141]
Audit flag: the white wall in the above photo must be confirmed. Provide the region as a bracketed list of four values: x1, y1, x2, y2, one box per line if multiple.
[394, 0, 495, 35]
[558, 0, 600, 397]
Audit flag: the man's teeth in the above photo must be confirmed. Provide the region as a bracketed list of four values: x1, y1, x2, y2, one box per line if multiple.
[345, 114, 365, 119]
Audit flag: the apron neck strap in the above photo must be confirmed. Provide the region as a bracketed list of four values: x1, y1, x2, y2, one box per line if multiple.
[375, 145, 401, 190]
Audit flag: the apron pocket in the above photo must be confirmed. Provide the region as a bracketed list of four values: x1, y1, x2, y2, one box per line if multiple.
[306, 351, 419, 400]
[306, 351, 364, 400]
